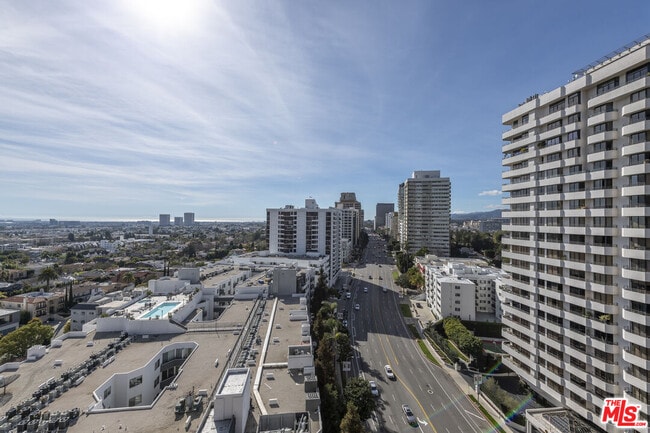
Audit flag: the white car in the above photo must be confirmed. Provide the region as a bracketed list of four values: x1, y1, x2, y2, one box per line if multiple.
[363, 287, 368, 293]
[369, 380, 379, 397]
[354, 303, 360, 311]
[342, 320, 348, 328]
[384, 364, 395, 380]
[402, 404, 416, 426]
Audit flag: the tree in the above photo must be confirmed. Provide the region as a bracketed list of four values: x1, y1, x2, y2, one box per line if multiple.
[320, 383, 344, 433]
[122, 272, 135, 286]
[67, 232, 75, 242]
[395, 251, 413, 273]
[343, 377, 376, 420]
[414, 247, 429, 257]
[0, 319, 54, 362]
[340, 402, 364, 433]
[38, 266, 60, 291]
[335, 331, 352, 361]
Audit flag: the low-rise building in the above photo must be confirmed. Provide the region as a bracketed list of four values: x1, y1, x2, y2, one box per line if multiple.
[0, 291, 65, 319]
[70, 303, 99, 331]
[0, 308, 21, 335]
[418, 257, 504, 322]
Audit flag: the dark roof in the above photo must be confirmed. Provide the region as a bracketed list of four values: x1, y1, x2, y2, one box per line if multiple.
[71, 303, 99, 311]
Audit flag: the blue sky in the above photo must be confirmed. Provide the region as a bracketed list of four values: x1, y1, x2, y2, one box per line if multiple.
[1, 1, 648, 221]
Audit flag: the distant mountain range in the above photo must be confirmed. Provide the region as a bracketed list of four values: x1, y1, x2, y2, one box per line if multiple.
[451, 209, 503, 221]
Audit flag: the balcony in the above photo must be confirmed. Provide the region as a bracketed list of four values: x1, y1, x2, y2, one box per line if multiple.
[623, 369, 650, 393]
[621, 119, 650, 137]
[621, 97, 650, 116]
[621, 268, 650, 283]
[622, 328, 650, 348]
[589, 375, 620, 396]
[589, 356, 619, 374]
[623, 292, 650, 313]
[622, 308, 650, 326]
[622, 141, 650, 158]
[622, 349, 650, 372]
[587, 110, 619, 127]
[622, 185, 650, 197]
[586, 149, 618, 163]
[587, 77, 650, 109]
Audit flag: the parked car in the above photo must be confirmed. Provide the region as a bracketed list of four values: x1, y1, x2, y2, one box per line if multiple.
[384, 364, 395, 380]
[402, 404, 417, 426]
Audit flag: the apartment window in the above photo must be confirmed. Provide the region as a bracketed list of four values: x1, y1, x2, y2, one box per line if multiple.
[569, 252, 585, 262]
[154, 376, 160, 388]
[567, 165, 582, 175]
[592, 179, 613, 190]
[630, 174, 647, 186]
[549, 99, 565, 113]
[544, 137, 562, 149]
[630, 216, 650, 228]
[593, 236, 613, 246]
[522, 114, 529, 124]
[569, 269, 585, 280]
[567, 92, 581, 106]
[626, 63, 649, 83]
[567, 112, 581, 123]
[566, 130, 580, 141]
[155, 359, 160, 370]
[547, 119, 562, 131]
[567, 182, 585, 192]
[592, 254, 613, 265]
[566, 147, 581, 158]
[128, 395, 143, 407]
[566, 199, 585, 210]
[566, 217, 585, 227]
[629, 152, 650, 165]
[592, 217, 612, 227]
[592, 102, 614, 116]
[593, 122, 613, 134]
[590, 140, 613, 153]
[630, 131, 647, 144]
[629, 195, 650, 207]
[569, 235, 585, 244]
[629, 238, 650, 251]
[593, 273, 613, 285]
[630, 110, 650, 124]
[545, 151, 562, 162]
[592, 160, 613, 171]
[630, 88, 648, 103]
[129, 376, 143, 388]
[596, 77, 619, 95]
[103, 387, 111, 399]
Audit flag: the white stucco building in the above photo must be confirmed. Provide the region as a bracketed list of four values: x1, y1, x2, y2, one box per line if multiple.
[501, 36, 650, 431]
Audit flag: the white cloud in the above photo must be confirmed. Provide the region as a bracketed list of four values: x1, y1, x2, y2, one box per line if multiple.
[479, 190, 502, 196]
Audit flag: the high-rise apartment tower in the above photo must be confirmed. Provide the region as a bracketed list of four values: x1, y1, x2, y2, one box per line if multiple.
[501, 36, 650, 431]
[397, 171, 451, 256]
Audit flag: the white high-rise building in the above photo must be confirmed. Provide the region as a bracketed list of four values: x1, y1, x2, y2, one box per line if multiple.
[266, 198, 342, 284]
[501, 36, 650, 431]
[398, 171, 451, 256]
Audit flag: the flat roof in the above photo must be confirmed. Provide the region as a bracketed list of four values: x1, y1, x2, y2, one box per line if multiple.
[0, 300, 263, 433]
[218, 369, 249, 395]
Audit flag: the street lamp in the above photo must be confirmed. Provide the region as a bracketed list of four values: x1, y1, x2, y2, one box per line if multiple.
[473, 374, 482, 403]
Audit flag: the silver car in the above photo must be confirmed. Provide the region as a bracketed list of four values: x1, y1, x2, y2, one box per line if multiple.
[369, 380, 379, 397]
[402, 404, 416, 426]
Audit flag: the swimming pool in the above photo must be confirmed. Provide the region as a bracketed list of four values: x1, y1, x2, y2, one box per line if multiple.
[140, 301, 181, 319]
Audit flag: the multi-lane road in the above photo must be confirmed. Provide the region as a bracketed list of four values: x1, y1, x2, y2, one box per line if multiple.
[341, 233, 493, 433]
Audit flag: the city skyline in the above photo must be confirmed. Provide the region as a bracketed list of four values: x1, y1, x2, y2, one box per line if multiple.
[2, 1, 648, 220]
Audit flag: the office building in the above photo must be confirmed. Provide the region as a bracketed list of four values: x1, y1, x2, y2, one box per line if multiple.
[335, 192, 363, 243]
[397, 171, 451, 256]
[266, 198, 342, 284]
[159, 214, 170, 226]
[501, 36, 650, 431]
[375, 203, 395, 230]
[184, 212, 195, 226]
[174, 217, 183, 226]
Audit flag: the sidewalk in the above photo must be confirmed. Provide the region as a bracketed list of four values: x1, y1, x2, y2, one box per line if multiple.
[405, 299, 516, 433]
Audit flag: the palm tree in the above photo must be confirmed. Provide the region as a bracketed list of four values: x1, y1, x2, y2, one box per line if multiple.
[38, 266, 60, 291]
[122, 272, 135, 286]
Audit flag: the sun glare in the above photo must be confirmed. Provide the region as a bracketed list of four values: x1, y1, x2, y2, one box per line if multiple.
[125, 0, 202, 33]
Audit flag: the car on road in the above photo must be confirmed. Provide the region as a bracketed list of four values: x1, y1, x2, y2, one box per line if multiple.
[363, 287, 368, 293]
[346, 292, 351, 299]
[402, 404, 417, 426]
[354, 303, 360, 311]
[384, 364, 395, 380]
[369, 380, 379, 397]
[342, 320, 348, 328]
